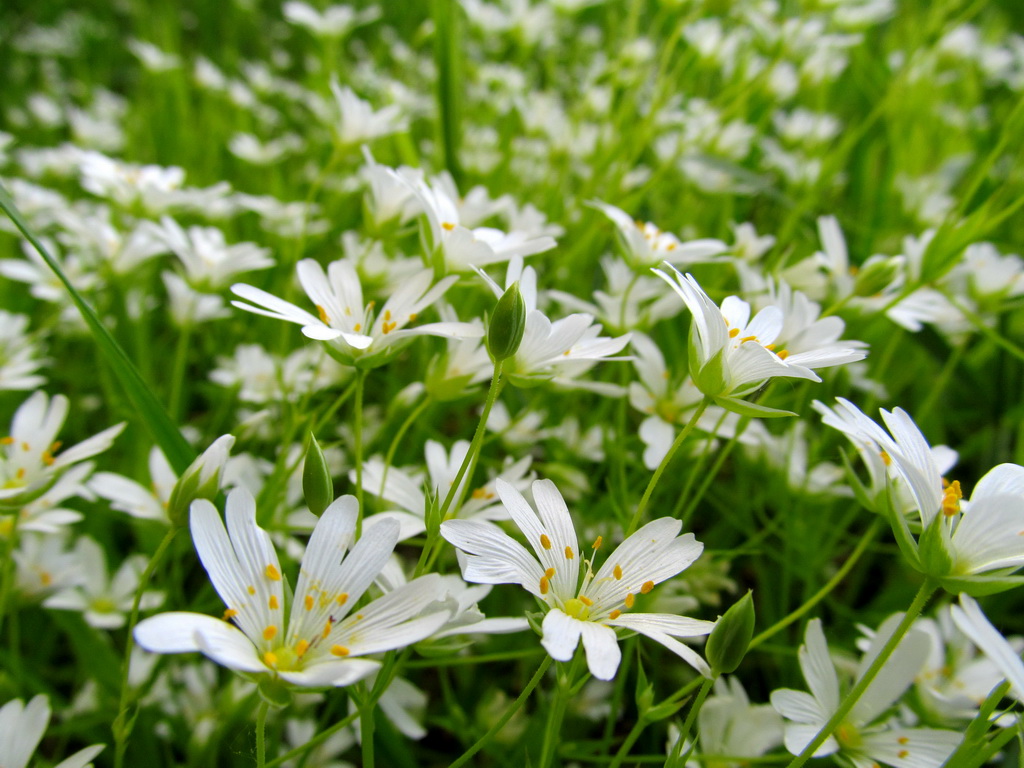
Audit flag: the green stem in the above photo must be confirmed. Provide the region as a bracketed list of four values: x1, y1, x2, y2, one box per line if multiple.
[0, 519, 20, 637]
[360, 687, 375, 768]
[626, 398, 710, 536]
[749, 518, 883, 651]
[167, 320, 192, 423]
[673, 676, 715, 753]
[608, 715, 651, 768]
[785, 578, 939, 768]
[264, 710, 361, 768]
[540, 654, 582, 768]
[448, 655, 553, 768]
[113, 525, 181, 768]
[354, 369, 367, 536]
[416, 360, 504, 577]
[256, 700, 269, 768]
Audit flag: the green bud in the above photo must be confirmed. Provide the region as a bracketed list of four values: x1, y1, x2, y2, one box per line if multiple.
[167, 435, 235, 528]
[705, 590, 755, 676]
[853, 256, 901, 297]
[302, 433, 334, 517]
[487, 281, 527, 362]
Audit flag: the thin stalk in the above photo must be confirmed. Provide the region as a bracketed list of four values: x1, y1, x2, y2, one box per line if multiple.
[354, 369, 367, 536]
[540, 654, 583, 768]
[264, 710, 361, 768]
[0, 520, 19, 637]
[785, 578, 939, 768]
[608, 715, 651, 768]
[381, 394, 431, 489]
[256, 700, 269, 768]
[167, 321, 192, 423]
[113, 525, 181, 768]
[626, 398, 710, 536]
[673, 677, 715, 754]
[448, 655, 553, 768]
[749, 518, 883, 651]
[360, 689, 375, 768]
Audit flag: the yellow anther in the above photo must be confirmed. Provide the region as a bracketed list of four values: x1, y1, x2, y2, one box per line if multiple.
[879, 450, 891, 466]
[264, 651, 278, 666]
[16, 468, 25, 480]
[268, 595, 279, 609]
[39, 571, 52, 586]
[624, 593, 635, 608]
[728, 328, 740, 338]
[942, 480, 963, 516]
[442, 222, 456, 231]
[294, 639, 310, 657]
[666, 243, 676, 251]
[579, 595, 593, 606]
[304, 595, 314, 611]
[409, 313, 417, 321]
[21, 442, 30, 451]
[540, 576, 550, 595]
[0, 437, 13, 445]
[898, 737, 909, 745]
[640, 580, 654, 594]
[540, 534, 552, 550]
[898, 751, 909, 759]
[609, 609, 622, 620]
[739, 335, 757, 343]
[544, 567, 556, 579]
[613, 564, 623, 580]
[223, 608, 238, 620]
[336, 592, 348, 605]
[471, 487, 494, 500]
[384, 310, 392, 322]
[322, 620, 333, 638]
[592, 536, 603, 550]
[777, 349, 789, 360]
[344, 306, 352, 316]
[247, 585, 256, 595]
[263, 625, 278, 641]
[331, 645, 350, 656]
[564, 546, 574, 560]
[266, 564, 281, 581]
[353, 323, 362, 332]
[316, 304, 330, 324]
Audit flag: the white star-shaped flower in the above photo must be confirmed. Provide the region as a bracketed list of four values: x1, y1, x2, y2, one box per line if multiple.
[441, 478, 714, 680]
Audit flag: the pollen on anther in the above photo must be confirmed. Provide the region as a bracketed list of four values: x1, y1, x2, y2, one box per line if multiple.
[263, 625, 278, 641]
[540, 534, 552, 549]
[624, 593, 635, 608]
[268, 595, 279, 609]
[540, 576, 550, 595]
[266, 564, 282, 581]
[777, 349, 789, 360]
[304, 595, 314, 610]
[223, 608, 238, 621]
[898, 751, 909, 759]
[580, 596, 593, 606]
[728, 328, 740, 338]
[336, 592, 348, 605]
[613, 564, 623, 580]
[0, 437, 13, 445]
[879, 450, 891, 466]
[564, 546, 574, 560]
[295, 639, 310, 657]
[544, 567, 555, 579]
[331, 645, 350, 657]
[640, 580, 654, 594]
[592, 536, 603, 550]
[897, 737, 909, 745]
[247, 585, 256, 595]
[353, 323, 362, 332]
[316, 304, 331, 324]
[609, 609, 621, 620]
[264, 651, 278, 666]
[442, 222, 456, 231]
[322, 621, 333, 638]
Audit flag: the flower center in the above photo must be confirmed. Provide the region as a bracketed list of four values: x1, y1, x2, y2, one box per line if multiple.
[564, 597, 591, 620]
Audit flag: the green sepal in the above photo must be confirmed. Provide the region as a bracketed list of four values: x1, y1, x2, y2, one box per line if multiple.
[691, 345, 725, 397]
[258, 676, 294, 708]
[938, 573, 1024, 597]
[918, 513, 954, 578]
[635, 657, 654, 713]
[302, 433, 334, 517]
[705, 590, 755, 676]
[882, 485, 923, 572]
[713, 396, 795, 419]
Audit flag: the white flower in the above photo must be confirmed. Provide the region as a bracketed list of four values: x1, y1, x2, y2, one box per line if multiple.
[0, 391, 124, 509]
[0, 311, 47, 391]
[283, 1, 381, 38]
[44, 537, 163, 629]
[591, 200, 727, 268]
[149, 216, 274, 289]
[0, 694, 104, 768]
[770, 617, 962, 765]
[441, 478, 714, 680]
[950, 594, 1024, 703]
[162, 271, 230, 326]
[654, 266, 819, 411]
[90, 446, 177, 522]
[231, 258, 481, 367]
[327, 79, 406, 146]
[134, 488, 450, 687]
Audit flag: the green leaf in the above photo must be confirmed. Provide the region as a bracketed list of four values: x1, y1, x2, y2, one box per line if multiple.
[713, 396, 795, 419]
[0, 182, 196, 474]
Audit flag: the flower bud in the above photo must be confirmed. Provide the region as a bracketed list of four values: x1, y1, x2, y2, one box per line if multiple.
[487, 281, 526, 363]
[302, 433, 333, 517]
[853, 256, 901, 297]
[167, 435, 235, 528]
[705, 590, 755, 676]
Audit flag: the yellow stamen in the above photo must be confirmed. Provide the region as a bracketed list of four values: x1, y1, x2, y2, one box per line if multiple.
[268, 595, 279, 609]
[640, 580, 654, 594]
[263, 625, 278, 641]
[592, 535, 603, 550]
[942, 480, 962, 516]
[739, 335, 757, 343]
[331, 645, 350, 657]
[564, 546, 574, 560]
[898, 737, 909, 745]
[264, 651, 278, 666]
[728, 328, 739, 338]
[247, 585, 256, 595]
[609, 609, 621, 620]
[579, 595, 593, 606]
[879, 450, 891, 466]
[624, 593, 635, 608]
[540, 576, 550, 595]
[0, 437, 13, 445]
[223, 608, 238, 620]
[442, 222, 456, 231]
[777, 349, 789, 360]
[544, 567, 556, 579]
[540, 534, 552, 550]
[613, 564, 623, 580]
[322, 620, 333, 638]
[266, 564, 281, 581]
[304, 595, 314, 610]
[316, 304, 330, 324]
[898, 751, 909, 759]
[336, 592, 348, 605]
[295, 639, 310, 657]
